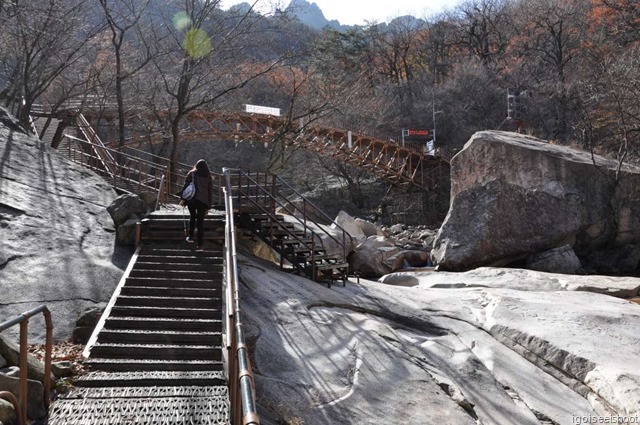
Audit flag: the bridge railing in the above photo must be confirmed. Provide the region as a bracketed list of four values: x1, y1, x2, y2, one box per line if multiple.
[222, 171, 260, 425]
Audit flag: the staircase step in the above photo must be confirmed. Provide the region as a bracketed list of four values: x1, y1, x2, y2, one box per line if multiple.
[89, 344, 222, 361]
[137, 255, 222, 264]
[73, 370, 226, 387]
[109, 306, 220, 319]
[128, 269, 216, 280]
[115, 295, 219, 309]
[105, 317, 221, 332]
[97, 329, 222, 345]
[84, 358, 224, 372]
[271, 238, 313, 247]
[124, 277, 221, 289]
[133, 261, 221, 272]
[120, 286, 221, 298]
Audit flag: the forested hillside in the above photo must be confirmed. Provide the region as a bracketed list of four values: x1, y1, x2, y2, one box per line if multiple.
[0, 0, 637, 205]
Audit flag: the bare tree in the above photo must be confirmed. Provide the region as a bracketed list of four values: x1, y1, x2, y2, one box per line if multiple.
[450, 0, 511, 65]
[142, 0, 286, 181]
[0, 0, 104, 129]
[98, 0, 156, 147]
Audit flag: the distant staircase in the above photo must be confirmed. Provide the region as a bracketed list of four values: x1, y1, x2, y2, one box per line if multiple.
[47, 213, 230, 424]
[228, 170, 351, 287]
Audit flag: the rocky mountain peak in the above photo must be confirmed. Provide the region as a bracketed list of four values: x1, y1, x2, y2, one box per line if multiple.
[285, 0, 342, 30]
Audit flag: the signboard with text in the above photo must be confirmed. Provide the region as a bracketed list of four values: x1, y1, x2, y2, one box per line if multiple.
[245, 104, 281, 117]
[402, 129, 430, 138]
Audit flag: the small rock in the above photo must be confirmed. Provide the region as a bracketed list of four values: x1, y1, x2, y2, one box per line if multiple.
[52, 361, 74, 378]
[115, 216, 140, 245]
[526, 245, 582, 275]
[107, 193, 148, 227]
[389, 224, 404, 234]
[0, 366, 19, 378]
[0, 335, 53, 384]
[0, 372, 46, 419]
[0, 397, 15, 425]
[76, 305, 105, 328]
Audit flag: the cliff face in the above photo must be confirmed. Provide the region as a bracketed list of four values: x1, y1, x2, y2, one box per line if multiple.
[0, 107, 128, 341]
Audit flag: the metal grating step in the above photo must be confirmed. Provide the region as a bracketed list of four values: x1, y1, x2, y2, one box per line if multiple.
[120, 286, 221, 298]
[137, 255, 223, 264]
[133, 261, 222, 272]
[58, 386, 228, 399]
[48, 394, 229, 424]
[129, 269, 217, 280]
[73, 371, 226, 387]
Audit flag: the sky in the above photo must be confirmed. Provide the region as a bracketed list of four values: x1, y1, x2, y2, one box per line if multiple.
[219, 0, 459, 26]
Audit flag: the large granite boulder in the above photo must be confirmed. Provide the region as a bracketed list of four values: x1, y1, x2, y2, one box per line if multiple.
[348, 236, 402, 277]
[432, 131, 640, 271]
[0, 107, 129, 341]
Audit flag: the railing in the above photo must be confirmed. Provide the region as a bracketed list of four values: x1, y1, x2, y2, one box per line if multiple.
[61, 134, 181, 199]
[222, 172, 260, 425]
[227, 170, 332, 276]
[0, 305, 53, 425]
[272, 174, 354, 260]
[74, 114, 118, 177]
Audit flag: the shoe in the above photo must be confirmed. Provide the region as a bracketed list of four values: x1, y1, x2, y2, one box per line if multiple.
[186, 237, 195, 243]
[195, 246, 204, 252]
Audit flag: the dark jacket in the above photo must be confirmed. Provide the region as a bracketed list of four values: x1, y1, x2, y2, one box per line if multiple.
[183, 171, 213, 209]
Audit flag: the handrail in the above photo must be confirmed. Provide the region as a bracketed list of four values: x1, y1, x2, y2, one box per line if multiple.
[62, 134, 187, 199]
[228, 170, 325, 273]
[273, 174, 354, 253]
[223, 170, 260, 425]
[232, 169, 351, 262]
[74, 113, 118, 177]
[0, 305, 53, 425]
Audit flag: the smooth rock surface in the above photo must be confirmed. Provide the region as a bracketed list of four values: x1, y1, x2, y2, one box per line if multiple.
[240, 255, 640, 424]
[0, 107, 130, 341]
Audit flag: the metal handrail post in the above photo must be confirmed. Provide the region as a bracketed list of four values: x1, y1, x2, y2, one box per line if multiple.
[0, 305, 53, 424]
[19, 322, 27, 424]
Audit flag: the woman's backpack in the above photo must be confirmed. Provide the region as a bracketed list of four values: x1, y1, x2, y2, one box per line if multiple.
[181, 178, 196, 201]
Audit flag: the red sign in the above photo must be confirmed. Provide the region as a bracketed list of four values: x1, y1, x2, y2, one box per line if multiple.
[407, 129, 429, 136]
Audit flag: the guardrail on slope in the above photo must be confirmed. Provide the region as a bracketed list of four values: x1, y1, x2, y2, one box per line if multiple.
[222, 173, 260, 425]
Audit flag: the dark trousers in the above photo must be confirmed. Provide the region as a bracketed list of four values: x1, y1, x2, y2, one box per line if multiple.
[187, 200, 208, 246]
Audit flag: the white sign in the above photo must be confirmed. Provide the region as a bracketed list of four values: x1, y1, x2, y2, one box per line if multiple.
[245, 104, 281, 117]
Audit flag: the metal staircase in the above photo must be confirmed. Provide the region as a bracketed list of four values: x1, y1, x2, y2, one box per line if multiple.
[47, 213, 230, 424]
[227, 170, 352, 287]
